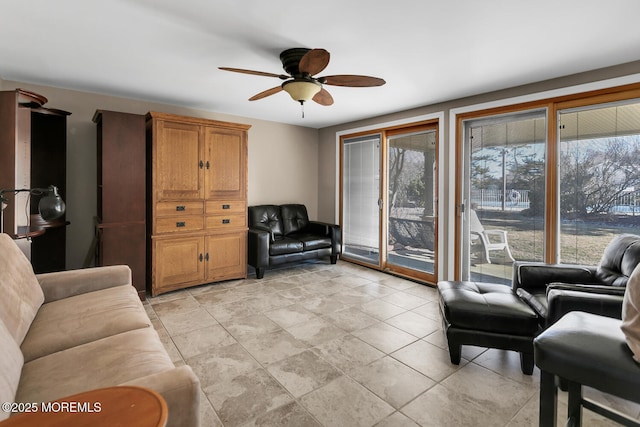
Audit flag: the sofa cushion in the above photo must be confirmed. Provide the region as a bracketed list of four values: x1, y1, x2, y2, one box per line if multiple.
[16, 327, 175, 404]
[295, 233, 332, 251]
[270, 237, 304, 256]
[21, 284, 151, 362]
[281, 204, 310, 235]
[0, 233, 44, 344]
[0, 320, 23, 421]
[249, 205, 284, 237]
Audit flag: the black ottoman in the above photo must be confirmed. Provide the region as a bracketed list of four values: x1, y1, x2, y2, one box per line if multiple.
[438, 281, 541, 374]
[534, 312, 640, 427]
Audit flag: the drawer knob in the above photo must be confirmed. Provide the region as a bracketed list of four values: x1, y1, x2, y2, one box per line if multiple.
[176, 205, 185, 211]
[176, 221, 186, 227]
[222, 219, 230, 224]
[222, 204, 230, 209]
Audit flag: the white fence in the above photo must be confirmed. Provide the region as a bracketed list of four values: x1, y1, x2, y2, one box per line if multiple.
[471, 188, 640, 215]
[471, 189, 530, 211]
[609, 189, 640, 215]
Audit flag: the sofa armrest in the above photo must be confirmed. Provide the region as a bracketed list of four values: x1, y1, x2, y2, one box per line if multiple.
[547, 283, 626, 296]
[512, 261, 598, 292]
[251, 224, 274, 242]
[120, 365, 200, 427]
[515, 288, 548, 319]
[37, 265, 132, 303]
[308, 221, 341, 255]
[248, 228, 270, 269]
[546, 288, 624, 326]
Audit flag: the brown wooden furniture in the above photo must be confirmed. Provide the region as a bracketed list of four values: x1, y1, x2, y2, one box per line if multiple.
[0, 386, 167, 427]
[146, 112, 250, 296]
[93, 110, 147, 299]
[0, 88, 69, 273]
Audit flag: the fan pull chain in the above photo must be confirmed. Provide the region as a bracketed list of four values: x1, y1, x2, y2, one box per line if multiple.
[300, 101, 305, 118]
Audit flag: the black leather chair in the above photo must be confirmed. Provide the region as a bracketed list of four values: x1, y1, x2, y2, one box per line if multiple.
[513, 233, 640, 326]
[534, 311, 640, 427]
[438, 233, 640, 375]
[247, 204, 341, 279]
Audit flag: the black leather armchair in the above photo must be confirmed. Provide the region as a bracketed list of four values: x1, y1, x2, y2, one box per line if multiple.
[248, 204, 341, 279]
[513, 233, 640, 326]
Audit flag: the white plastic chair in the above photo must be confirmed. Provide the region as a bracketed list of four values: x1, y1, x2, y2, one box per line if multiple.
[469, 209, 515, 264]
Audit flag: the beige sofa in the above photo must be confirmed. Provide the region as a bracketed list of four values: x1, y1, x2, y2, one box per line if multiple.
[0, 233, 200, 426]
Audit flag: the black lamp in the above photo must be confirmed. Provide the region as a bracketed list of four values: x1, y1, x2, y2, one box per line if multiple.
[0, 186, 66, 234]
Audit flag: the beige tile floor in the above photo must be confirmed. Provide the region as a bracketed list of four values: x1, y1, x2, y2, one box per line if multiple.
[145, 260, 640, 427]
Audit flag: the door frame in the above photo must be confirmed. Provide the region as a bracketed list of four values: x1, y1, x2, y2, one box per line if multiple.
[337, 113, 444, 284]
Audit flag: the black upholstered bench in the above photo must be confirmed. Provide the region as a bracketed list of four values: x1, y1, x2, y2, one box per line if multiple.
[534, 311, 640, 427]
[438, 281, 541, 374]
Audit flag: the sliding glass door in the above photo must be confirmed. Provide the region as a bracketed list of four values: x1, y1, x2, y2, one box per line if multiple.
[386, 128, 437, 279]
[461, 111, 547, 284]
[341, 122, 439, 283]
[558, 99, 640, 264]
[457, 87, 640, 281]
[342, 134, 382, 266]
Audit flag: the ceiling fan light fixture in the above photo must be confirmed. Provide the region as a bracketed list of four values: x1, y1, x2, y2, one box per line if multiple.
[282, 79, 321, 103]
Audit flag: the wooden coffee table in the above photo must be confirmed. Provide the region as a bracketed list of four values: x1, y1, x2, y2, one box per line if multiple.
[1, 386, 167, 427]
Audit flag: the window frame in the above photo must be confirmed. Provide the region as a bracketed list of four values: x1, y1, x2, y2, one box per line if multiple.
[454, 83, 640, 279]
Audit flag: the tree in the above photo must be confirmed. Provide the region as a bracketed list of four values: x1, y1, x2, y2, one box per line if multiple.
[560, 136, 640, 216]
[510, 154, 545, 216]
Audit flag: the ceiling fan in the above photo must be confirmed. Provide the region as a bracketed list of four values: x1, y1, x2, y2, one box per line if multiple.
[219, 48, 385, 116]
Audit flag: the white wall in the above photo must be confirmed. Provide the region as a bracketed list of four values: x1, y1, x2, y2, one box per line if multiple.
[1, 80, 319, 270]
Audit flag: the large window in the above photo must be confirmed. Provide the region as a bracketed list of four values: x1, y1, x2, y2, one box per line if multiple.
[457, 85, 640, 281]
[558, 99, 640, 264]
[462, 111, 546, 283]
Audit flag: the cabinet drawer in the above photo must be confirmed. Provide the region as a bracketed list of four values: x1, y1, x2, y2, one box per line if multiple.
[206, 213, 246, 230]
[156, 216, 204, 234]
[156, 201, 204, 217]
[206, 201, 246, 215]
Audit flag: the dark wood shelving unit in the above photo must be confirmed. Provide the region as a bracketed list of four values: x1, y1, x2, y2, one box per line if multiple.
[0, 89, 69, 273]
[93, 110, 147, 299]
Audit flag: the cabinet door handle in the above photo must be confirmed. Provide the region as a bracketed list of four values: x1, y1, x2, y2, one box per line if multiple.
[199, 160, 204, 169]
[206, 161, 210, 170]
[199, 253, 203, 262]
[222, 219, 230, 224]
[176, 221, 186, 227]
[222, 204, 230, 209]
[176, 205, 185, 211]
[205, 253, 210, 261]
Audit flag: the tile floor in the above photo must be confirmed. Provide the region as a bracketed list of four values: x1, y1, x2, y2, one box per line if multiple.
[145, 260, 640, 427]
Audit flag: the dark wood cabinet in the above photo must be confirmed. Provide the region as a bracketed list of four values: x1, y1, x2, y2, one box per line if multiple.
[0, 89, 69, 273]
[93, 110, 146, 299]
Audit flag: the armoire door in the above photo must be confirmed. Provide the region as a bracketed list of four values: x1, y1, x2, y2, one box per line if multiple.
[154, 120, 203, 201]
[202, 126, 246, 200]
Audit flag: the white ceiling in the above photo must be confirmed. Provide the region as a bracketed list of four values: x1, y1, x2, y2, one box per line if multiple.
[2, 0, 640, 129]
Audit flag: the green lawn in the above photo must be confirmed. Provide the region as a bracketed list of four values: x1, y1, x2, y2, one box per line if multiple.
[479, 211, 640, 265]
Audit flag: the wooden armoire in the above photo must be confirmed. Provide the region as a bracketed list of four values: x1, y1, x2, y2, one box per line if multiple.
[0, 89, 69, 273]
[146, 112, 250, 296]
[93, 110, 147, 299]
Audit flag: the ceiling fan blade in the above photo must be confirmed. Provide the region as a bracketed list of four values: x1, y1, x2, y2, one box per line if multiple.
[313, 88, 334, 106]
[298, 49, 330, 76]
[219, 67, 289, 80]
[321, 75, 386, 87]
[249, 86, 283, 101]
